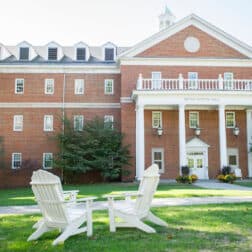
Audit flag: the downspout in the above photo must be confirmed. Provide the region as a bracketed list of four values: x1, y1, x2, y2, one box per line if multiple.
[61, 72, 66, 182]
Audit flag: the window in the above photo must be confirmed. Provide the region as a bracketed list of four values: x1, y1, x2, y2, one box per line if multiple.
[19, 47, 29, 60]
[13, 115, 23, 131]
[226, 112, 235, 128]
[189, 112, 199, 128]
[188, 72, 198, 89]
[44, 115, 53, 131]
[45, 79, 54, 94]
[48, 48, 58, 60]
[105, 48, 115, 61]
[12, 153, 22, 169]
[74, 115, 84, 131]
[74, 79, 84, 94]
[152, 111, 162, 128]
[104, 79, 114, 94]
[43, 153, 53, 169]
[152, 148, 164, 173]
[152, 72, 162, 89]
[104, 115, 114, 129]
[227, 148, 239, 169]
[224, 72, 234, 90]
[15, 79, 24, 94]
[76, 48, 86, 61]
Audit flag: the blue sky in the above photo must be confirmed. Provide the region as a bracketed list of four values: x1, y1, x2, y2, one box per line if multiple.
[1, 0, 252, 46]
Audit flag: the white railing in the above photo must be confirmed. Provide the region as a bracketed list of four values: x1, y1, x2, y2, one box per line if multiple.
[137, 73, 252, 91]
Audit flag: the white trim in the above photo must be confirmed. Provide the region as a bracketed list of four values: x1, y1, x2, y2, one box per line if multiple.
[189, 111, 199, 128]
[104, 79, 114, 95]
[226, 111, 236, 128]
[12, 153, 22, 169]
[15, 78, 24, 94]
[13, 115, 23, 131]
[227, 148, 239, 169]
[44, 79, 54, 94]
[73, 115, 84, 131]
[44, 115, 53, 131]
[246, 110, 252, 177]
[0, 102, 121, 108]
[120, 97, 133, 103]
[43, 153, 53, 169]
[119, 14, 252, 58]
[152, 148, 164, 173]
[102, 42, 117, 61]
[0, 65, 120, 74]
[120, 57, 252, 67]
[152, 111, 162, 128]
[74, 79, 85, 95]
[104, 115, 114, 129]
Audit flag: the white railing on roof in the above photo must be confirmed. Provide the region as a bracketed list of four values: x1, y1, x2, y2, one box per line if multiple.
[136, 73, 252, 91]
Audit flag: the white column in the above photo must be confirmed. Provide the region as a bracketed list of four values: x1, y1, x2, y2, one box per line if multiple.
[136, 104, 145, 179]
[179, 104, 187, 172]
[246, 110, 252, 177]
[218, 104, 227, 169]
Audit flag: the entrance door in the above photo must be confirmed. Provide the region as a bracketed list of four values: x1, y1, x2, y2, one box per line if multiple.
[187, 151, 208, 179]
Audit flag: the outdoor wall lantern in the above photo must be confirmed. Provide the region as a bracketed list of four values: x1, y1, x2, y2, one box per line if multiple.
[194, 126, 201, 136]
[233, 125, 240, 136]
[157, 125, 163, 136]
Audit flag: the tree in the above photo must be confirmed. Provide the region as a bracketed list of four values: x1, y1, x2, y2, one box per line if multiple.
[54, 117, 131, 182]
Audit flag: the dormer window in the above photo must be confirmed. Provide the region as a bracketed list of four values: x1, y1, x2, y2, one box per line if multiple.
[105, 48, 115, 61]
[19, 47, 29, 60]
[76, 48, 86, 61]
[48, 48, 58, 60]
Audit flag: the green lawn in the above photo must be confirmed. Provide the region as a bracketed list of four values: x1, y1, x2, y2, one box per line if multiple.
[0, 183, 252, 206]
[235, 181, 252, 187]
[1, 203, 252, 252]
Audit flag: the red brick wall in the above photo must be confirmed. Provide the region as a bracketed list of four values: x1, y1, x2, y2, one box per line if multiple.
[137, 25, 247, 58]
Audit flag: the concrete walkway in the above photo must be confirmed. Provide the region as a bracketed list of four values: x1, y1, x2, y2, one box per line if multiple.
[1, 181, 252, 215]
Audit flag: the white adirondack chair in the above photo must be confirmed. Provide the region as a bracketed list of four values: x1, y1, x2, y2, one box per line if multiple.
[104, 164, 168, 233]
[27, 169, 96, 245]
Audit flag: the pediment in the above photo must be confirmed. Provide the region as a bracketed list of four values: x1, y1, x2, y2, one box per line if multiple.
[119, 14, 252, 59]
[186, 137, 210, 148]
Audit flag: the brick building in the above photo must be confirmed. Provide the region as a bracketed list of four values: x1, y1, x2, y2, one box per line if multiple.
[1, 9, 252, 187]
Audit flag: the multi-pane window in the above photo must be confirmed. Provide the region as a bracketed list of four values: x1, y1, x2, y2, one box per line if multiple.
[19, 47, 29, 60]
[224, 72, 234, 90]
[74, 115, 84, 131]
[188, 72, 198, 89]
[226, 112, 235, 128]
[48, 48, 58, 60]
[152, 111, 162, 128]
[13, 115, 23, 131]
[45, 79, 54, 94]
[104, 115, 114, 129]
[12, 153, 22, 169]
[189, 112, 199, 128]
[76, 48, 86, 61]
[152, 148, 164, 173]
[44, 115, 53, 131]
[15, 79, 24, 94]
[152, 72, 162, 89]
[74, 79, 84, 94]
[105, 48, 115, 61]
[104, 79, 114, 94]
[227, 148, 239, 169]
[43, 153, 53, 169]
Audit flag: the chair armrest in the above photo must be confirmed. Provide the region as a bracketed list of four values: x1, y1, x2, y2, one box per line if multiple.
[103, 192, 143, 199]
[63, 190, 79, 201]
[76, 197, 97, 202]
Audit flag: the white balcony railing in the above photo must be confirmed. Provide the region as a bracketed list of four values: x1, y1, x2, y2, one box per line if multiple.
[137, 74, 252, 91]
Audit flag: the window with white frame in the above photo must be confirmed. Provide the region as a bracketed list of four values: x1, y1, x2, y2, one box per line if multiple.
[105, 48, 115, 61]
[152, 111, 162, 128]
[19, 47, 29, 60]
[15, 79, 24, 94]
[76, 48, 86, 61]
[224, 72, 234, 90]
[44, 79, 54, 94]
[227, 148, 239, 169]
[74, 115, 84, 131]
[151, 72, 162, 89]
[43, 153, 53, 169]
[12, 153, 22, 169]
[188, 72, 198, 89]
[74, 79, 84, 94]
[226, 112, 235, 128]
[189, 112, 199, 128]
[13, 115, 23, 131]
[104, 79, 114, 94]
[152, 148, 164, 173]
[48, 48, 58, 60]
[104, 115, 114, 129]
[44, 115, 53, 131]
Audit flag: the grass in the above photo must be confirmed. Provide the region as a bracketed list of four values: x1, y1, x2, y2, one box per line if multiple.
[235, 181, 252, 187]
[0, 183, 252, 206]
[1, 203, 252, 252]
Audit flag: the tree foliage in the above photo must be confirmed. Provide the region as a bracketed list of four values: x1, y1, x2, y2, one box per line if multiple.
[54, 117, 131, 181]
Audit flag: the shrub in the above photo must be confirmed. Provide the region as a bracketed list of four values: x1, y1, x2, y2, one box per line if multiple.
[191, 174, 198, 183]
[217, 174, 225, 182]
[181, 166, 189, 176]
[222, 166, 231, 175]
[176, 175, 194, 184]
[217, 173, 236, 183]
